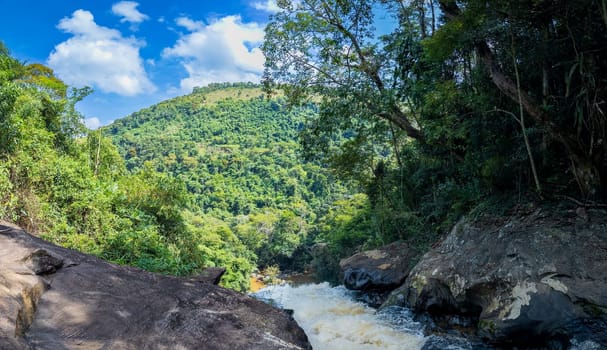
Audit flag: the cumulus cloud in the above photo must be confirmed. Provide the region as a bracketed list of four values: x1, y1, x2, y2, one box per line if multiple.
[162, 15, 265, 92]
[84, 117, 101, 130]
[175, 17, 204, 31]
[48, 9, 156, 96]
[112, 1, 149, 24]
[252, 0, 280, 13]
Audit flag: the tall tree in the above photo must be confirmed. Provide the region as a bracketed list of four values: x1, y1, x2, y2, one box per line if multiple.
[263, 0, 423, 140]
[433, 0, 607, 198]
[264, 0, 607, 199]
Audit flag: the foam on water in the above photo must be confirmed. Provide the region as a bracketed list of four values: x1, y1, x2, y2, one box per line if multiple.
[253, 282, 427, 350]
[253, 283, 601, 349]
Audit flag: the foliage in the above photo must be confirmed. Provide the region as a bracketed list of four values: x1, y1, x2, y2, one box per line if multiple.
[0, 45, 351, 290]
[426, 0, 607, 198]
[0, 47, 266, 291]
[263, 0, 607, 282]
[263, 0, 422, 141]
[4, 0, 604, 289]
[107, 83, 348, 271]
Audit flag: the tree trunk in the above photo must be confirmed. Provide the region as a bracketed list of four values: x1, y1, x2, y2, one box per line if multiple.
[437, 0, 604, 198]
[418, 0, 427, 39]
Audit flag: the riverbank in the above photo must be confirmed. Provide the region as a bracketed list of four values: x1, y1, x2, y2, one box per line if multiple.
[250, 271, 319, 292]
[338, 205, 607, 349]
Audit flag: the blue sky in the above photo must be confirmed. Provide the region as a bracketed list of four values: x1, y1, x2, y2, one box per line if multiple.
[0, 0, 282, 128]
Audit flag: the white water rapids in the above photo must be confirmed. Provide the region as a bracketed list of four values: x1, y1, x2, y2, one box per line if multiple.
[253, 283, 603, 350]
[253, 282, 428, 350]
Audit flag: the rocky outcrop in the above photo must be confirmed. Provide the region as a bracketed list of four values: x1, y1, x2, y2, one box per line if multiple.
[382, 208, 607, 348]
[190, 267, 226, 285]
[340, 242, 415, 292]
[0, 221, 311, 350]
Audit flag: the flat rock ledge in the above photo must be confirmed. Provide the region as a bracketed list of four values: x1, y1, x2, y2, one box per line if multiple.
[0, 221, 311, 350]
[382, 209, 607, 349]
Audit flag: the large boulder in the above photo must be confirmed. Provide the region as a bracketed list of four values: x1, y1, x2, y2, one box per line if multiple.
[0, 222, 311, 350]
[382, 208, 607, 348]
[340, 242, 415, 291]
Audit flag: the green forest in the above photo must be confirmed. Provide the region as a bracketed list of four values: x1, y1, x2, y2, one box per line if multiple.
[106, 82, 358, 276]
[265, 0, 607, 228]
[1, 0, 606, 291]
[0, 47, 367, 290]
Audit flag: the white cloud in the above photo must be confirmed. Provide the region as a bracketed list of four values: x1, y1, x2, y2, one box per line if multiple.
[84, 117, 101, 129]
[162, 15, 265, 93]
[48, 9, 156, 96]
[252, 0, 280, 13]
[112, 1, 149, 24]
[175, 17, 204, 31]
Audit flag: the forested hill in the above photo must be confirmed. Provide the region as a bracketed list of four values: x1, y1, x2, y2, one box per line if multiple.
[108, 83, 335, 218]
[3, 39, 360, 292]
[105, 82, 355, 284]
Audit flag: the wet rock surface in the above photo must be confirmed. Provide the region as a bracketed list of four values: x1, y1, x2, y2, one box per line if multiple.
[340, 241, 415, 292]
[382, 208, 607, 349]
[0, 221, 311, 350]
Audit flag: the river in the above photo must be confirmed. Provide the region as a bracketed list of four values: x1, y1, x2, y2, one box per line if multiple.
[253, 282, 468, 350]
[253, 283, 603, 350]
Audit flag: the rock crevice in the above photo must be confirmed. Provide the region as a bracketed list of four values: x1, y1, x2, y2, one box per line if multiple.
[15, 280, 49, 337]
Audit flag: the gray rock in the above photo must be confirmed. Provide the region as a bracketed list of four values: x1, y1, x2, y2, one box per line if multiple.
[191, 267, 226, 285]
[0, 221, 311, 350]
[382, 209, 607, 348]
[22, 248, 64, 275]
[340, 242, 415, 292]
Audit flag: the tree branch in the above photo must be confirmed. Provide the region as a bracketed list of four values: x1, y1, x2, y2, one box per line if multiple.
[315, 1, 423, 141]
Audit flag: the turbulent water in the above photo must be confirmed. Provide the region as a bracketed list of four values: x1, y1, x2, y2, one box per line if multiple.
[253, 283, 428, 350]
[253, 283, 603, 350]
